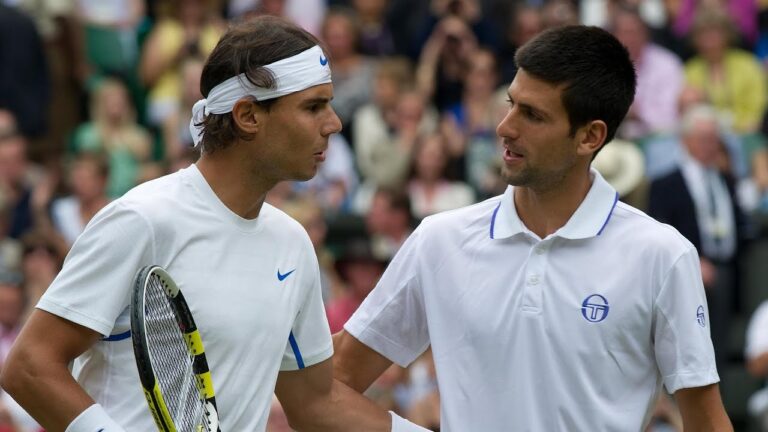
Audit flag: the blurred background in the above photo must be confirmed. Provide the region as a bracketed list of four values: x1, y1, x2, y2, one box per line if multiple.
[1, 0, 768, 430]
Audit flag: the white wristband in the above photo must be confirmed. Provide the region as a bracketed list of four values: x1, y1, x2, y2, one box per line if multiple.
[390, 411, 432, 432]
[65, 404, 126, 432]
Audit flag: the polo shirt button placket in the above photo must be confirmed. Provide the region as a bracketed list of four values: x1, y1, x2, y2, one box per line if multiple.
[522, 241, 547, 312]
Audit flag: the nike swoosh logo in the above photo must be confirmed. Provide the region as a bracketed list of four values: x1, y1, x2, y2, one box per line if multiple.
[277, 269, 296, 281]
[319, 56, 328, 66]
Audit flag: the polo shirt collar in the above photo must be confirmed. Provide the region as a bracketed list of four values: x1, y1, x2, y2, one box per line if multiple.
[490, 168, 619, 240]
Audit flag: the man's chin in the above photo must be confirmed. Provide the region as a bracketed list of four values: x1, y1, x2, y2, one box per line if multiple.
[293, 170, 318, 183]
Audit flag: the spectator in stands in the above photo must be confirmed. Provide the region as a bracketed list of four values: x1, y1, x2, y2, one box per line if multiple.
[326, 236, 386, 333]
[0, 112, 41, 240]
[670, 0, 758, 47]
[611, 5, 684, 142]
[140, 0, 224, 126]
[353, 59, 438, 207]
[0, 5, 51, 139]
[498, 5, 543, 85]
[441, 47, 505, 191]
[352, 58, 415, 158]
[321, 8, 376, 134]
[416, 0, 500, 55]
[365, 186, 414, 261]
[352, 0, 396, 56]
[227, 0, 327, 36]
[71, 78, 156, 198]
[541, 0, 580, 29]
[0, 270, 24, 365]
[0, 199, 21, 276]
[49, 152, 111, 248]
[160, 56, 205, 164]
[592, 139, 647, 210]
[684, 8, 767, 134]
[356, 89, 437, 199]
[407, 133, 474, 219]
[649, 104, 748, 370]
[75, 0, 145, 105]
[415, 15, 477, 111]
[18, 229, 62, 321]
[11, 0, 85, 156]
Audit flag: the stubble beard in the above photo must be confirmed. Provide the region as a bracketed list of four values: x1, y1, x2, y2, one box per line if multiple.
[501, 163, 571, 194]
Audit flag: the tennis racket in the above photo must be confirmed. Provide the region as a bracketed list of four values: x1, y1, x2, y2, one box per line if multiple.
[131, 265, 221, 432]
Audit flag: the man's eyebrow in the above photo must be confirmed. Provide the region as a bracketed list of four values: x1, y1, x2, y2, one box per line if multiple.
[506, 93, 550, 119]
[302, 96, 333, 105]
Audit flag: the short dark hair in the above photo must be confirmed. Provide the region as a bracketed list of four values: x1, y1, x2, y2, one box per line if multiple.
[514, 25, 636, 147]
[198, 16, 322, 153]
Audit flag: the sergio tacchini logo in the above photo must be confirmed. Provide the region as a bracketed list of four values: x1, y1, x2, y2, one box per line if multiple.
[581, 294, 610, 322]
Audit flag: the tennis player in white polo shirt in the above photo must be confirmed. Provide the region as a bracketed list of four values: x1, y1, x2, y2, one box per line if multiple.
[333, 25, 733, 431]
[1, 16, 428, 432]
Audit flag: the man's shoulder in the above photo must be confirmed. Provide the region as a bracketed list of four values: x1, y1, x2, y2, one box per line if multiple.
[260, 203, 313, 242]
[611, 201, 695, 253]
[103, 171, 189, 225]
[419, 195, 502, 238]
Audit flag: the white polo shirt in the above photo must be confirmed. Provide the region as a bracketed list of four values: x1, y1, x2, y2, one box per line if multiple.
[345, 169, 719, 431]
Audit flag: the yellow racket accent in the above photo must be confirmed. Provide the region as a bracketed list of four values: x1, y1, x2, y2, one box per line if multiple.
[184, 330, 205, 356]
[144, 383, 177, 432]
[196, 371, 216, 399]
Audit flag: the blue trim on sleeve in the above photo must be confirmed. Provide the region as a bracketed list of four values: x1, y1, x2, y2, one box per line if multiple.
[288, 331, 305, 369]
[101, 330, 131, 341]
[597, 192, 619, 236]
[490, 202, 501, 239]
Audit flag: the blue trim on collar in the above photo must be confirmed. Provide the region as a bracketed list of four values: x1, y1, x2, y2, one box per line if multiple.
[490, 202, 501, 239]
[101, 330, 131, 342]
[597, 192, 619, 236]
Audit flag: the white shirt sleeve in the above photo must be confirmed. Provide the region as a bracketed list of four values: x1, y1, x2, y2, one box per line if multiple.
[344, 226, 429, 367]
[37, 201, 155, 336]
[280, 237, 333, 371]
[745, 301, 768, 360]
[654, 246, 720, 393]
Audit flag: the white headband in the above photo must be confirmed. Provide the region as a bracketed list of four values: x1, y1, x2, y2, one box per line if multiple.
[190, 45, 332, 147]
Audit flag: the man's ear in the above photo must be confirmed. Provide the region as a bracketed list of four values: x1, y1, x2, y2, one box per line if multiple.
[576, 120, 608, 157]
[231, 98, 263, 135]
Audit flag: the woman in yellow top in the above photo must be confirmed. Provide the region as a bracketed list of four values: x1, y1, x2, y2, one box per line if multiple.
[684, 8, 767, 134]
[139, 0, 225, 126]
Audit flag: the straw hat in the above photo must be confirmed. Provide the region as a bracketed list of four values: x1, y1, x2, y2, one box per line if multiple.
[592, 139, 645, 197]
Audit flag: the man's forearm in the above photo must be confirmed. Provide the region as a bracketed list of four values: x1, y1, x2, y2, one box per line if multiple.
[2, 359, 96, 430]
[288, 378, 391, 432]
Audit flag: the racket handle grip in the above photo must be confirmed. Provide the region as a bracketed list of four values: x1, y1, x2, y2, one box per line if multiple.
[65, 404, 126, 432]
[389, 411, 432, 432]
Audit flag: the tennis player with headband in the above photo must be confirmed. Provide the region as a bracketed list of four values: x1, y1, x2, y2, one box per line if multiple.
[2, 16, 429, 432]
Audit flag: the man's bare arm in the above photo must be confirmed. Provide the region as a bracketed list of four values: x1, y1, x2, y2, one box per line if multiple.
[275, 356, 426, 431]
[332, 330, 393, 393]
[0, 309, 103, 430]
[674, 383, 733, 431]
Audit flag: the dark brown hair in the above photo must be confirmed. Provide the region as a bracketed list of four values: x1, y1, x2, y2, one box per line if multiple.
[198, 16, 322, 153]
[515, 25, 636, 152]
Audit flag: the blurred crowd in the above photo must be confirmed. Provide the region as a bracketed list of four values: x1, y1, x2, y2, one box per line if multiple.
[2, 0, 768, 430]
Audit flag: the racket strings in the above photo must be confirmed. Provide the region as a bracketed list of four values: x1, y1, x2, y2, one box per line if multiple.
[145, 275, 210, 431]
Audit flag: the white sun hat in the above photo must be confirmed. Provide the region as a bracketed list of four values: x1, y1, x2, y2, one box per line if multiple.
[592, 139, 645, 197]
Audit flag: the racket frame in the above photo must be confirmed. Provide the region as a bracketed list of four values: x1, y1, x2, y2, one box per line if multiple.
[131, 265, 220, 432]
